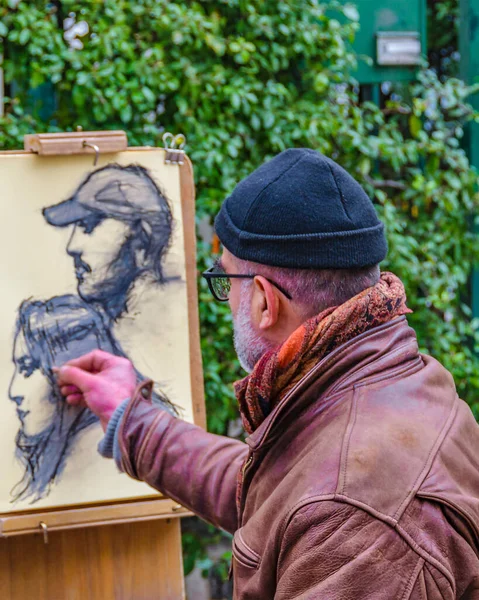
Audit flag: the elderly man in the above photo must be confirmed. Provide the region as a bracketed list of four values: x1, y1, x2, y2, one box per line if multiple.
[57, 149, 479, 599]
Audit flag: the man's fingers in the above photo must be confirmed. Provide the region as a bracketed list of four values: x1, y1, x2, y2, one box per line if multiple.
[66, 393, 86, 407]
[63, 349, 118, 374]
[57, 365, 96, 393]
[60, 384, 80, 396]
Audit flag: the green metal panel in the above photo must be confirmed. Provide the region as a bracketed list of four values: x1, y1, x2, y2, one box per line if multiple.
[350, 0, 427, 83]
[10, 80, 56, 123]
[460, 0, 479, 167]
[460, 0, 479, 319]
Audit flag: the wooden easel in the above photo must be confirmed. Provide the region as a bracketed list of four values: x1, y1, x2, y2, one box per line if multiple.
[0, 131, 206, 600]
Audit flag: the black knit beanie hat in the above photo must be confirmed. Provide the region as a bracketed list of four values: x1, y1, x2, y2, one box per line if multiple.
[214, 148, 387, 269]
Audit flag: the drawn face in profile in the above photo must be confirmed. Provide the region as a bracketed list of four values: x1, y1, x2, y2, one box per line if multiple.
[9, 294, 175, 504]
[9, 295, 120, 503]
[9, 331, 56, 437]
[66, 214, 135, 304]
[43, 164, 173, 320]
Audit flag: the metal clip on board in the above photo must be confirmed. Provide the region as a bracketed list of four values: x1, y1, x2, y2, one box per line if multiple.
[163, 132, 186, 165]
[39, 521, 49, 545]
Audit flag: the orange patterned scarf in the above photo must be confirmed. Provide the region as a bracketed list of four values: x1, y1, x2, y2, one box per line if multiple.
[234, 272, 411, 435]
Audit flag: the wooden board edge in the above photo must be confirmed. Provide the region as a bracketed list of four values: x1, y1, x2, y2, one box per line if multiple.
[0, 146, 164, 156]
[180, 155, 207, 431]
[24, 131, 128, 156]
[0, 497, 191, 537]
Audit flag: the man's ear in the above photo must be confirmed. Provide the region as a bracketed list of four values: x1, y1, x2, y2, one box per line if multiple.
[253, 276, 280, 330]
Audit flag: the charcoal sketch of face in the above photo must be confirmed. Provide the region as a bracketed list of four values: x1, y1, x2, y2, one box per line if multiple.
[43, 164, 173, 320]
[10, 331, 57, 438]
[8, 295, 174, 504]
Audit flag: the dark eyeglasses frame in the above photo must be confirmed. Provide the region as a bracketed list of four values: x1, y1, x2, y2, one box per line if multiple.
[202, 266, 292, 302]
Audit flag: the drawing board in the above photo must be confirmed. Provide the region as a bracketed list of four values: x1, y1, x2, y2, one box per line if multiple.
[0, 148, 203, 522]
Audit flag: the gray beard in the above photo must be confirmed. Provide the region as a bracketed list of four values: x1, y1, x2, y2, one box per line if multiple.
[233, 285, 275, 373]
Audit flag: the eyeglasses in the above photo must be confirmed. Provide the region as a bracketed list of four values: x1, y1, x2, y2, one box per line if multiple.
[202, 265, 292, 302]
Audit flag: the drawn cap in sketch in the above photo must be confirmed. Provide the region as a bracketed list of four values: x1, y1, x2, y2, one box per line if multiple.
[43, 164, 170, 226]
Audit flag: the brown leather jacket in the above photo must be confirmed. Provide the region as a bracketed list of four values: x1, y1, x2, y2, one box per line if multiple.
[117, 317, 479, 598]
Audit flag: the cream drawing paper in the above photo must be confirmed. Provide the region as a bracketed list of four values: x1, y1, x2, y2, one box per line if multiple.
[0, 150, 192, 513]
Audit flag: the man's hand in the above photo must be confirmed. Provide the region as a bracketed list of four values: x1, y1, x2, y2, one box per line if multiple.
[55, 350, 137, 431]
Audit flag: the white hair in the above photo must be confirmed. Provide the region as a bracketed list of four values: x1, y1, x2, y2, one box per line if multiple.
[233, 257, 380, 321]
[233, 280, 276, 372]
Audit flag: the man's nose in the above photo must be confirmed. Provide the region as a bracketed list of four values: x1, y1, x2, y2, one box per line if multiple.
[66, 224, 83, 256]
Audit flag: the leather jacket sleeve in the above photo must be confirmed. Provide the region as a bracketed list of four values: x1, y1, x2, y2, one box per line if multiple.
[116, 381, 248, 534]
[275, 501, 453, 600]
